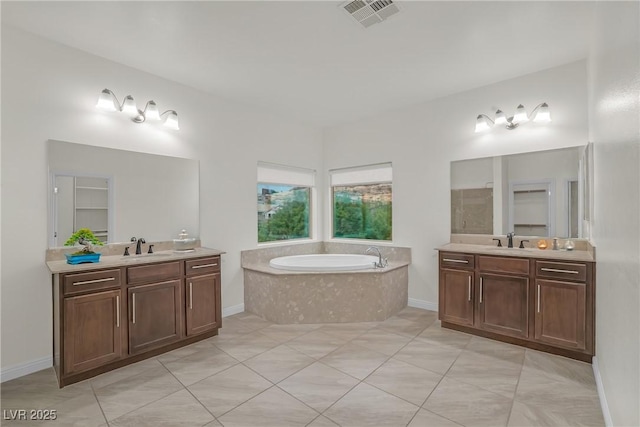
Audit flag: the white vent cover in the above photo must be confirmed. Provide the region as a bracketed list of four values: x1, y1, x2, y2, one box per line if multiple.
[342, 0, 400, 28]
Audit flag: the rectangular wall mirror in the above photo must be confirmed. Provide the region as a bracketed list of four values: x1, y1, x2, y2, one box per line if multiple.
[48, 140, 200, 248]
[451, 145, 588, 239]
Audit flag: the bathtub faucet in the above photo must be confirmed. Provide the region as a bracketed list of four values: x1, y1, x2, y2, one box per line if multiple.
[366, 246, 388, 268]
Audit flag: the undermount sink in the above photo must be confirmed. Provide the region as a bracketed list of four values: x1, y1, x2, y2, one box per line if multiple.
[485, 246, 536, 252]
[121, 253, 173, 261]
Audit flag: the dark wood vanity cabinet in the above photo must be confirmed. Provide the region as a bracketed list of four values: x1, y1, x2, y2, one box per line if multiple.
[185, 257, 222, 336]
[439, 254, 474, 327]
[63, 289, 123, 374]
[476, 256, 530, 339]
[53, 254, 222, 387]
[128, 280, 182, 354]
[439, 251, 594, 362]
[534, 260, 592, 352]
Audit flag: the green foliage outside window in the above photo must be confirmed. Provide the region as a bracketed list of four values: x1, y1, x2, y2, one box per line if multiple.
[333, 184, 392, 240]
[258, 185, 310, 242]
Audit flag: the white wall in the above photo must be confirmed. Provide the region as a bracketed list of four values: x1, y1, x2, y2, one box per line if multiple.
[324, 61, 589, 306]
[0, 26, 323, 374]
[588, 2, 640, 426]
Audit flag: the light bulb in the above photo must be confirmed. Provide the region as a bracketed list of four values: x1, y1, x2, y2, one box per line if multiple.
[494, 109, 507, 125]
[533, 102, 551, 123]
[163, 111, 180, 130]
[144, 101, 161, 121]
[121, 96, 138, 116]
[475, 115, 491, 133]
[96, 89, 117, 111]
[512, 104, 528, 124]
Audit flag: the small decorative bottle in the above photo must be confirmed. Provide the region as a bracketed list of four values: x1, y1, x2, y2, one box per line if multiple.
[552, 237, 559, 250]
[564, 240, 575, 251]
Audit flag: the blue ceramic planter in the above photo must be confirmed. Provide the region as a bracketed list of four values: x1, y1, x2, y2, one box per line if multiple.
[65, 253, 101, 265]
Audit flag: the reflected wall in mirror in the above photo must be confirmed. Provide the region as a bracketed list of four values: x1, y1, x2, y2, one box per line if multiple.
[48, 140, 199, 247]
[451, 146, 587, 238]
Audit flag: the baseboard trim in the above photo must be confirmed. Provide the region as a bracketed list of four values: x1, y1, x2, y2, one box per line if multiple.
[223, 303, 245, 317]
[1, 356, 52, 383]
[407, 298, 438, 312]
[592, 356, 613, 427]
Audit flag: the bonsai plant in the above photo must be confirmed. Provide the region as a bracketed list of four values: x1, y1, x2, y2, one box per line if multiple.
[64, 228, 103, 263]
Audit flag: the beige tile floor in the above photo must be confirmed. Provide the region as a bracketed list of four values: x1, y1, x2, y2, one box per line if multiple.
[1, 308, 605, 427]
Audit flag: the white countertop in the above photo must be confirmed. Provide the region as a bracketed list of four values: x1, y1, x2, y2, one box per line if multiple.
[46, 247, 225, 274]
[437, 243, 594, 262]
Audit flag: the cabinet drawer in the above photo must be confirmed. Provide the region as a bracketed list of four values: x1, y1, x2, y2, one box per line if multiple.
[127, 261, 181, 285]
[478, 256, 529, 275]
[63, 269, 122, 296]
[186, 257, 221, 276]
[536, 261, 587, 282]
[440, 252, 474, 270]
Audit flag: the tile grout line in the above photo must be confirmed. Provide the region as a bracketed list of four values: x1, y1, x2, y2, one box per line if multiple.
[504, 349, 527, 427]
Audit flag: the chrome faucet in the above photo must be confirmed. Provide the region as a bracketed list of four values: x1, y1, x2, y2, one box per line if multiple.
[131, 237, 146, 255]
[506, 232, 515, 248]
[366, 246, 388, 268]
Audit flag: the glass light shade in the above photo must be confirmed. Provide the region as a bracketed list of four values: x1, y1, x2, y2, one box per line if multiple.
[163, 111, 180, 130]
[96, 89, 117, 111]
[533, 103, 551, 123]
[512, 104, 528, 124]
[475, 115, 491, 133]
[121, 96, 138, 116]
[494, 109, 507, 125]
[144, 101, 161, 121]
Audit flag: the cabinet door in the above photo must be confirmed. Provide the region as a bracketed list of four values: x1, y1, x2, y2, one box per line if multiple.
[129, 280, 182, 354]
[534, 279, 586, 350]
[64, 289, 122, 374]
[439, 269, 474, 326]
[477, 273, 529, 339]
[186, 273, 221, 336]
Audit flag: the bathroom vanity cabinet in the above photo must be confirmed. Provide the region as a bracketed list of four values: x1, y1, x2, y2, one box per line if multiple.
[52, 254, 222, 387]
[439, 250, 594, 362]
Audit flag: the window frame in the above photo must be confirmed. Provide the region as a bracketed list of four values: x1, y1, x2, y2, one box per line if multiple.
[328, 163, 393, 243]
[257, 162, 317, 245]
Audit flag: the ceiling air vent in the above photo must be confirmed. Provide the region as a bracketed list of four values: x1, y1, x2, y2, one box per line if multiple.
[342, 0, 400, 28]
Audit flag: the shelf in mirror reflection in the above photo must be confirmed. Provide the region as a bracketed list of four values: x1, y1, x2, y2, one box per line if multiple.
[450, 145, 589, 239]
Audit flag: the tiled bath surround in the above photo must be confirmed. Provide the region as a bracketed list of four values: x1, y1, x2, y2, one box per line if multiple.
[242, 242, 411, 324]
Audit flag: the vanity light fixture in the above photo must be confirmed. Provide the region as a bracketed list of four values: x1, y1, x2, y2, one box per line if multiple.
[96, 89, 179, 130]
[475, 103, 550, 132]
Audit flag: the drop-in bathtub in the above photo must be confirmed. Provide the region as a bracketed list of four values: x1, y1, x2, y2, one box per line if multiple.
[242, 248, 410, 324]
[269, 254, 379, 272]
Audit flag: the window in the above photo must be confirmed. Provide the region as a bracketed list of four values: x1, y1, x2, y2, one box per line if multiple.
[330, 163, 392, 241]
[257, 162, 315, 243]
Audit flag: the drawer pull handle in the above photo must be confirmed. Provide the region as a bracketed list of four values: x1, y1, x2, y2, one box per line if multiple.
[467, 276, 472, 301]
[537, 284, 541, 313]
[191, 263, 218, 269]
[443, 258, 468, 264]
[541, 267, 579, 275]
[189, 282, 193, 310]
[479, 277, 483, 303]
[116, 295, 120, 328]
[73, 277, 116, 286]
[132, 293, 136, 324]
